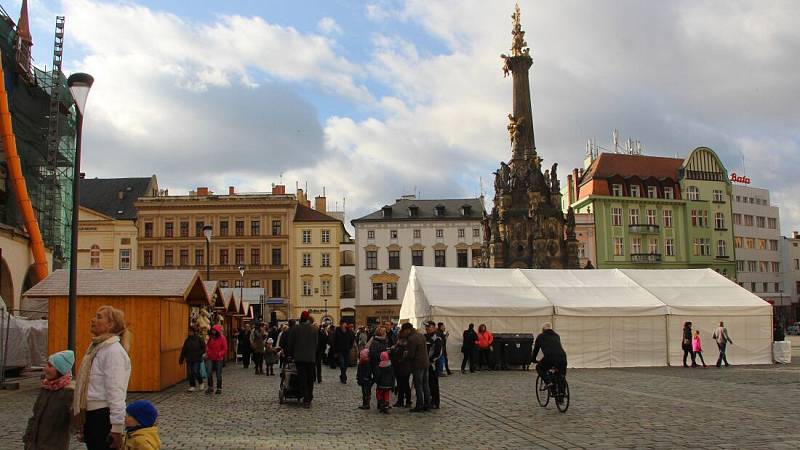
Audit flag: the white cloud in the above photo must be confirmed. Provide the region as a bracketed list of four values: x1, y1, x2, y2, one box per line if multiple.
[317, 17, 342, 35]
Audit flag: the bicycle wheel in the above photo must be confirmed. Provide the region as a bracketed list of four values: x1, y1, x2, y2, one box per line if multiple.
[535, 375, 550, 407]
[555, 377, 569, 413]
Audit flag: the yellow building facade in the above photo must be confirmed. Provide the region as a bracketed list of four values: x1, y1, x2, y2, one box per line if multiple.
[77, 207, 139, 270]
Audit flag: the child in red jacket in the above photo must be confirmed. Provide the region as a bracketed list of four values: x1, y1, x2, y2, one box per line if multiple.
[205, 324, 228, 394]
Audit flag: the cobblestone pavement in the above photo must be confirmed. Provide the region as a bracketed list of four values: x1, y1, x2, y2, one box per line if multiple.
[2, 359, 798, 449]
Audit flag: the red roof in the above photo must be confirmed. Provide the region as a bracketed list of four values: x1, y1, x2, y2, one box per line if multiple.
[580, 153, 683, 185]
[293, 203, 340, 222]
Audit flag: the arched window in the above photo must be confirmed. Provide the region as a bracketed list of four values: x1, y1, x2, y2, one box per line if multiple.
[90, 244, 101, 269]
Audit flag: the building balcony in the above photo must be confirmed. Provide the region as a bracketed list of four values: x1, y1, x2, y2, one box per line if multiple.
[629, 224, 660, 234]
[631, 253, 662, 263]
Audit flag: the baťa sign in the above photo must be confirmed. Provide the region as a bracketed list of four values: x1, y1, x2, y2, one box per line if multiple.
[729, 172, 751, 184]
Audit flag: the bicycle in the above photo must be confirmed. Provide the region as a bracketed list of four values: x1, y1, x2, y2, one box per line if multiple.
[535, 366, 569, 413]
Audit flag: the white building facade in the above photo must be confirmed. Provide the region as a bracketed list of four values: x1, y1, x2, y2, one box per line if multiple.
[351, 196, 484, 326]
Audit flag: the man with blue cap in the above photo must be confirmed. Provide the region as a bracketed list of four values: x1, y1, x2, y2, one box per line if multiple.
[124, 399, 161, 449]
[23, 350, 75, 449]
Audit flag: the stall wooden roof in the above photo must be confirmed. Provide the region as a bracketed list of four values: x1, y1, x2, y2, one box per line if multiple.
[202, 281, 224, 308]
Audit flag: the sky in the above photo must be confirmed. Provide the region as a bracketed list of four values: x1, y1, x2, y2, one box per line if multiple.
[10, 0, 800, 233]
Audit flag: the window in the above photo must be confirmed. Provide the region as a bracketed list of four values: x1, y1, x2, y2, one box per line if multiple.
[457, 250, 468, 268]
[386, 282, 397, 300]
[733, 214, 741, 225]
[745, 238, 754, 249]
[219, 221, 229, 237]
[235, 248, 244, 265]
[796, 259, 800, 270]
[611, 184, 623, 196]
[302, 253, 312, 267]
[272, 220, 281, 236]
[577, 243, 586, 259]
[144, 222, 153, 238]
[714, 213, 725, 229]
[735, 236, 742, 248]
[303, 230, 312, 244]
[736, 195, 741, 202]
[762, 282, 768, 293]
[663, 209, 673, 228]
[372, 283, 383, 300]
[321, 279, 331, 296]
[744, 215, 753, 226]
[629, 208, 639, 225]
[234, 279, 243, 288]
[413, 229, 421, 239]
[144, 250, 153, 267]
[629, 185, 640, 197]
[321, 253, 331, 267]
[164, 249, 173, 266]
[647, 186, 657, 198]
[458, 228, 465, 238]
[388, 251, 400, 270]
[713, 189, 724, 202]
[648, 238, 658, 254]
[235, 220, 244, 236]
[195, 221, 205, 237]
[271, 248, 281, 265]
[664, 187, 674, 199]
[195, 249, 204, 266]
[251, 220, 260, 236]
[119, 249, 131, 270]
[219, 281, 229, 288]
[750, 282, 756, 292]
[251, 248, 260, 265]
[646, 209, 657, 225]
[390, 229, 397, 239]
[758, 239, 767, 250]
[435, 250, 446, 267]
[251, 280, 261, 288]
[302, 280, 312, 296]
[608, 207, 620, 226]
[90, 244, 101, 269]
[768, 218, 777, 229]
[687, 186, 699, 200]
[771, 262, 780, 273]
[165, 222, 174, 237]
[665, 239, 674, 256]
[473, 228, 480, 237]
[322, 229, 331, 243]
[367, 230, 375, 239]
[412, 250, 423, 266]
[756, 216, 766, 228]
[180, 249, 189, 266]
[693, 238, 711, 256]
[774, 282, 780, 293]
[691, 210, 708, 227]
[219, 249, 228, 265]
[717, 240, 727, 257]
[436, 229, 444, 238]
[366, 250, 377, 270]
[272, 279, 281, 297]
[747, 260, 756, 272]
[613, 237, 624, 256]
[631, 237, 642, 254]
[737, 260, 745, 272]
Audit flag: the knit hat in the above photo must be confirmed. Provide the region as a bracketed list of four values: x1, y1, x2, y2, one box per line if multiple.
[300, 310, 311, 322]
[126, 400, 158, 427]
[48, 350, 75, 376]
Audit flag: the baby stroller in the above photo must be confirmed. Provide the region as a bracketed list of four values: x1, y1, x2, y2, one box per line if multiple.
[279, 359, 303, 404]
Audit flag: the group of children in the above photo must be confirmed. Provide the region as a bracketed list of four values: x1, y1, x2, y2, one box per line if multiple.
[356, 349, 396, 414]
[23, 350, 162, 449]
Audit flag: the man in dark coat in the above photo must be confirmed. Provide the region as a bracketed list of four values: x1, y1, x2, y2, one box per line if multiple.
[403, 322, 430, 412]
[333, 319, 356, 383]
[286, 311, 320, 407]
[461, 323, 478, 373]
[425, 321, 443, 409]
[315, 324, 327, 383]
[179, 327, 207, 391]
[532, 322, 567, 385]
[237, 324, 252, 369]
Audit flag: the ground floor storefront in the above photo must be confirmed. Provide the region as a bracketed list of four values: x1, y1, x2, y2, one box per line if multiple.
[355, 304, 401, 326]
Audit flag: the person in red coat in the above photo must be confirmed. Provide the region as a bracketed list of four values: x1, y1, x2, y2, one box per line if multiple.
[475, 324, 494, 371]
[205, 324, 228, 394]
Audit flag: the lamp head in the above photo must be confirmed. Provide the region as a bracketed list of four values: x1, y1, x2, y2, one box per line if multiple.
[202, 224, 213, 242]
[67, 72, 94, 115]
[238, 265, 245, 277]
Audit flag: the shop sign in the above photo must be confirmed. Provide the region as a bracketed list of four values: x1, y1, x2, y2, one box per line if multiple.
[729, 172, 750, 184]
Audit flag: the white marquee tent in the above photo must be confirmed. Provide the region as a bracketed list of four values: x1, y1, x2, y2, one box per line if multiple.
[399, 267, 772, 368]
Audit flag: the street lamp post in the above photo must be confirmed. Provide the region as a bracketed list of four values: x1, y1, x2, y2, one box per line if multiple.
[238, 265, 245, 316]
[203, 224, 213, 280]
[66, 72, 94, 352]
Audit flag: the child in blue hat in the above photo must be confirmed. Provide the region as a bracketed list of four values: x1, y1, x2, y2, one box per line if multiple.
[124, 400, 161, 449]
[23, 350, 75, 449]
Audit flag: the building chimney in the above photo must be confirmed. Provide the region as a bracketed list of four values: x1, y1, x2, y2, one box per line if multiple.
[314, 196, 327, 213]
[196, 187, 209, 196]
[567, 174, 574, 205]
[272, 184, 285, 195]
[296, 188, 306, 205]
[79, 172, 86, 179]
[228, 186, 235, 195]
[572, 168, 580, 203]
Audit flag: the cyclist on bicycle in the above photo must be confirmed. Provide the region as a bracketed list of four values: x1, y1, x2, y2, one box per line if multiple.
[532, 322, 567, 387]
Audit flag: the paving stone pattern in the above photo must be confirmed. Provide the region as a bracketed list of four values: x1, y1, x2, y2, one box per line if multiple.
[1, 361, 798, 449]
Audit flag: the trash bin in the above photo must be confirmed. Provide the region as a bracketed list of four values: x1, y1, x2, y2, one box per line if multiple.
[493, 333, 535, 370]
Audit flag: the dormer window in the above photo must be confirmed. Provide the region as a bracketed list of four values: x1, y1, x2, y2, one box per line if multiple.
[460, 204, 472, 216]
[381, 206, 392, 218]
[434, 205, 445, 216]
[408, 205, 419, 217]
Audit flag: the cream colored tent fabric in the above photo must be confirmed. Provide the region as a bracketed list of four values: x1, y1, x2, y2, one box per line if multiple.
[399, 267, 772, 368]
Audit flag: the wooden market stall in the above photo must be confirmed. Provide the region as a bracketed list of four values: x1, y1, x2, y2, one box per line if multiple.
[25, 269, 210, 392]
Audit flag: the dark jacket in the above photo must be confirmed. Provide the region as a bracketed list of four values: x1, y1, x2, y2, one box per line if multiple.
[286, 322, 319, 363]
[179, 334, 206, 364]
[316, 327, 328, 357]
[426, 332, 443, 364]
[368, 336, 388, 371]
[23, 384, 75, 450]
[333, 327, 355, 354]
[462, 328, 477, 353]
[532, 329, 567, 365]
[237, 329, 251, 354]
[375, 363, 395, 389]
[682, 327, 693, 350]
[356, 360, 373, 386]
[389, 340, 411, 375]
[405, 330, 429, 370]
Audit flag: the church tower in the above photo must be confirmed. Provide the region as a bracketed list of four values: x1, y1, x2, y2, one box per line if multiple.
[481, 4, 579, 269]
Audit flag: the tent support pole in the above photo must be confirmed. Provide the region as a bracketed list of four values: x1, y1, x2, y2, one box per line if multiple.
[665, 315, 671, 367]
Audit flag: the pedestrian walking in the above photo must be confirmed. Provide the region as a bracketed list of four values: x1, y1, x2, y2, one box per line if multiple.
[375, 351, 395, 414]
[356, 326, 369, 351]
[179, 327, 206, 392]
[692, 330, 707, 368]
[286, 311, 320, 408]
[402, 323, 431, 412]
[264, 338, 278, 376]
[73, 306, 132, 450]
[327, 324, 337, 369]
[476, 324, 494, 371]
[23, 350, 75, 450]
[356, 348, 373, 410]
[424, 321, 443, 409]
[123, 400, 160, 449]
[461, 323, 478, 373]
[315, 324, 327, 383]
[237, 324, 252, 369]
[251, 323, 268, 375]
[436, 322, 452, 376]
[681, 321, 696, 367]
[333, 320, 356, 383]
[712, 321, 733, 368]
[205, 324, 228, 394]
[389, 335, 411, 408]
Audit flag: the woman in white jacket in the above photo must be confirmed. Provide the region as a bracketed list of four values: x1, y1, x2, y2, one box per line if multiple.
[73, 306, 132, 450]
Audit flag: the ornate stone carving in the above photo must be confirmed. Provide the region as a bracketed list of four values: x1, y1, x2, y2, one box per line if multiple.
[507, 113, 524, 144]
